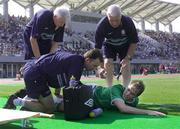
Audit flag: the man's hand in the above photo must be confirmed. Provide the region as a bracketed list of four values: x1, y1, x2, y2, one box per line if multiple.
[50, 41, 59, 53]
[97, 68, 106, 79]
[147, 110, 166, 116]
[30, 37, 41, 58]
[120, 57, 130, 70]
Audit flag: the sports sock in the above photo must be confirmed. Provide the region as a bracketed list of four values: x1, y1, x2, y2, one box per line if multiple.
[13, 97, 25, 106]
[53, 96, 63, 104]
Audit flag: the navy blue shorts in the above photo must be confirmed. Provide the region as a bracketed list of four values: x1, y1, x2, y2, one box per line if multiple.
[104, 44, 130, 61]
[23, 61, 51, 99]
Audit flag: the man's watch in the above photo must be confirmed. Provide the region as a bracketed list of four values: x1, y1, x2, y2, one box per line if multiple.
[126, 55, 132, 61]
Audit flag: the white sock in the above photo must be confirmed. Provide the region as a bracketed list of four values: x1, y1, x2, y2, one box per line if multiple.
[13, 97, 25, 106]
[53, 96, 63, 104]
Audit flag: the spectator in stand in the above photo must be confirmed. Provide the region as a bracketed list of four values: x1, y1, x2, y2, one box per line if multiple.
[159, 64, 165, 73]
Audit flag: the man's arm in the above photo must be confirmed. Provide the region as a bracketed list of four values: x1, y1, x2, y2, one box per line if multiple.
[95, 21, 105, 49]
[30, 36, 41, 58]
[120, 43, 136, 69]
[114, 100, 166, 116]
[124, 17, 138, 61]
[50, 41, 59, 53]
[125, 43, 137, 60]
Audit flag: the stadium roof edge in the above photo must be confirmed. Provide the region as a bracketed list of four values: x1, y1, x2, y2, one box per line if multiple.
[1, 0, 180, 25]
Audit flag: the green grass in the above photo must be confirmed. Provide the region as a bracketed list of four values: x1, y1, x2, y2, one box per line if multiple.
[0, 75, 180, 129]
[139, 77, 180, 104]
[0, 75, 180, 115]
[83, 75, 180, 104]
[0, 98, 180, 129]
[1, 75, 180, 104]
[0, 85, 24, 97]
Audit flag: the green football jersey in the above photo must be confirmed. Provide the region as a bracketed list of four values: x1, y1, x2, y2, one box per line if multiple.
[93, 84, 139, 110]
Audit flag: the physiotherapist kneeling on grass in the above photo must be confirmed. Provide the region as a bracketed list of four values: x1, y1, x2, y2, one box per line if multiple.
[12, 49, 103, 113]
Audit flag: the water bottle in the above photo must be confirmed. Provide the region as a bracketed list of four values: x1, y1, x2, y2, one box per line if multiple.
[89, 108, 103, 118]
[69, 76, 76, 87]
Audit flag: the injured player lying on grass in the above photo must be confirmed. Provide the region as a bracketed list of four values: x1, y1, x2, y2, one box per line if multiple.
[12, 80, 166, 116]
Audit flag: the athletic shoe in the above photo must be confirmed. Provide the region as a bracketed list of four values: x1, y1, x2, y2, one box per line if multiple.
[3, 94, 17, 109]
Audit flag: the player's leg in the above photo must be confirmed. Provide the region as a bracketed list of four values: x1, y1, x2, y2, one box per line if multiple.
[14, 96, 44, 112]
[14, 94, 55, 113]
[118, 44, 131, 87]
[15, 61, 55, 113]
[39, 94, 55, 113]
[3, 89, 26, 109]
[22, 83, 54, 113]
[103, 44, 117, 87]
[13, 78, 55, 113]
[4, 66, 26, 109]
[104, 58, 114, 87]
[24, 94, 54, 113]
[55, 98, 64, 112]
[121, 61, 131, 87]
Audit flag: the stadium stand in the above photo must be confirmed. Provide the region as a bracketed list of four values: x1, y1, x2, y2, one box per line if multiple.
[145, 30, 180, 60]
[0, 15, 26, 56]
[1, 16, 179, 60]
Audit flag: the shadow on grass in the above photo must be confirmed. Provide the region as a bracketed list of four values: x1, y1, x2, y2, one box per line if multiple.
[138, 103, 180, 115]
[0, 124, 23, 129]
[0, 121, 38, 129]
[54, 110, 167, 124]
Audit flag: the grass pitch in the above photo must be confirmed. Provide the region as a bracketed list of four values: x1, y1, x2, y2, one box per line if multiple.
[0, 74, 180, 129]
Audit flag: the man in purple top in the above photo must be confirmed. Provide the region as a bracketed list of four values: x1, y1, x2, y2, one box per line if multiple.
[24, 6, 71, 60]
[95, 4, 138, 87]
[13, 49, 103, 113]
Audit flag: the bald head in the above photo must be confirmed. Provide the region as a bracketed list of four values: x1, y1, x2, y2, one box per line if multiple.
[106, 4, 122, 28]
[53, 6, 71, 28]
[107, 4, 122, 17]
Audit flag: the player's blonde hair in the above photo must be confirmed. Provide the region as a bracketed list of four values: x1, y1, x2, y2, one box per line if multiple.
[130, 80, 145, 96]
[84, 49, 104, 63]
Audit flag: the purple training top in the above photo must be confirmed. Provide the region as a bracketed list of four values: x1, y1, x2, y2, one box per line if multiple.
[95, 15, 139, 49]
[33, 50, 85, 88]
[24, 9, 64, 59]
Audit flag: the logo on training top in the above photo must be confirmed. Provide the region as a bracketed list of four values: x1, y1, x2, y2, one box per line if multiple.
[84, 99, 94, 107]
[41, 33, 54, 40]
[121, 29, 126, 36]
[108, 32, 113, 35]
